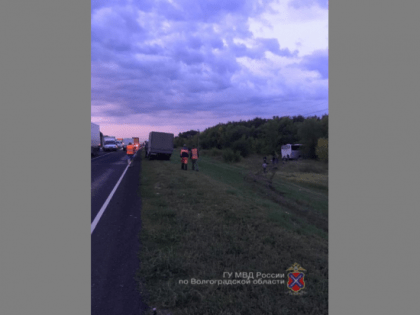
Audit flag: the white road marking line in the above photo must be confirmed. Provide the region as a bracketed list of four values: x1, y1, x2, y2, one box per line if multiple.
[91, 163, 130, 234]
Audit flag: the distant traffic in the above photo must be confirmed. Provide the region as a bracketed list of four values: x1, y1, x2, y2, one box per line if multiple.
[91, 122, 147, 156]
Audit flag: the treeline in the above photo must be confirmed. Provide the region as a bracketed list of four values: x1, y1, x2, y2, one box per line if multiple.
[174, 115, 328, 161]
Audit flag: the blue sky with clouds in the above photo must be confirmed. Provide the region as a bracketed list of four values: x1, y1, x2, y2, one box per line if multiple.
[91, 0, 328, 140]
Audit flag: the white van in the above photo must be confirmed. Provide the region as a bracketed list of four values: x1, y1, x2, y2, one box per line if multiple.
[103, 137, 118, 152]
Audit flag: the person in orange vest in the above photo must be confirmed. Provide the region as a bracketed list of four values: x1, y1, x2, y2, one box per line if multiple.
[126, 142, 135, 167]
[180, 144, 189, 170]
[190, 145, 199, 171]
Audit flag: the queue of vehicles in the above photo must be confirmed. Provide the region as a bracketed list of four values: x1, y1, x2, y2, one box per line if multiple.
[91, 122, 146, 155]
[93, 121, 300, 162]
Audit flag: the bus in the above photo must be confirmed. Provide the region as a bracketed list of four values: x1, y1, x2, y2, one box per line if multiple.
[281, 144, 303, 160]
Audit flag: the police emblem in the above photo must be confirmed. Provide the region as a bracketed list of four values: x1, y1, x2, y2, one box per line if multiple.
[286, 263, 306, 294]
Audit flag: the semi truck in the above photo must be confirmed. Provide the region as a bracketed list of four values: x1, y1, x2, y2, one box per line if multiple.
[147, 131, 174, 160]
[91, 123, 101, 156]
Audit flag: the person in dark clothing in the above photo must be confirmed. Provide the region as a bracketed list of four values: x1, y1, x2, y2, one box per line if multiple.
[180, 144, 189, 170]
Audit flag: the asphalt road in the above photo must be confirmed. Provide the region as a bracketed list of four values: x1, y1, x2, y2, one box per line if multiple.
[91, 150, 148, 314]
[91, 150, 129, 222]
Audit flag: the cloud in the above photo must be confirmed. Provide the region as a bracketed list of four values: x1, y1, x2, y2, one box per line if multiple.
[289, 0, 328, 10]
[91, 0, 328, 133]
[299, 49, 328, 79]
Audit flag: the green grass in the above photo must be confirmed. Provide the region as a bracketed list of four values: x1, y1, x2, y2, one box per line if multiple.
[136, 150, 328, 314]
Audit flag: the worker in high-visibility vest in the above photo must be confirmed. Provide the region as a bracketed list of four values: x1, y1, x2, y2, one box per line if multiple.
[180, 144, 189, 170]
[126, 142, 135, 167]
[190, 145, 199, 171]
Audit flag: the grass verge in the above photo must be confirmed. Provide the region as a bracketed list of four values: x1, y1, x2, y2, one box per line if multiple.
[136, 152, 328, 314]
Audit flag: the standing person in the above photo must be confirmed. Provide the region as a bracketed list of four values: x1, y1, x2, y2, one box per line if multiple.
[126, 142, 135, 167]
[272, 151, 279, 164]
[190, 145, 199, 171]
[180, 144, 189, 170]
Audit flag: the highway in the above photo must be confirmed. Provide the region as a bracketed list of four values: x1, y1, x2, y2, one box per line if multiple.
[91, 149, 148, 314]
[91, 150, 129, 222]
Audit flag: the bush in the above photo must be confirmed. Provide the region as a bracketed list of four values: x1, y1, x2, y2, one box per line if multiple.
[222, 148, 241, 163]
[316, 138, 328, 162]
[209, 147, 223, 157]
[253, 138, 264, 154]
[232, 137, 251, 157]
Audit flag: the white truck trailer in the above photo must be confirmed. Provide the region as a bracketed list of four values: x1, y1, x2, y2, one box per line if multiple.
[147, 131, 174, 160]
[91, 123, 101, 156]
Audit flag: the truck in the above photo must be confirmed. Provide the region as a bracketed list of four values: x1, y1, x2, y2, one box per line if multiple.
[147, 131, 174, 160]
[103, 136, 118, 152]
[91, 123, 101, 156]
[132, 137, 140, 150]
[281, 144, 303, 160]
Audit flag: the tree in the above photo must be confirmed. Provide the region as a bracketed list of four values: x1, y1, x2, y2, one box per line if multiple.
[232, 135, 251, 157]
[297, 118, 324, 158]
[316, 138, 328, 162]
[320, 114, 329, 139]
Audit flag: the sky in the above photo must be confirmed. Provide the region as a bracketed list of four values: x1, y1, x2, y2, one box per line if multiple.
[91, 0, 328, 140]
